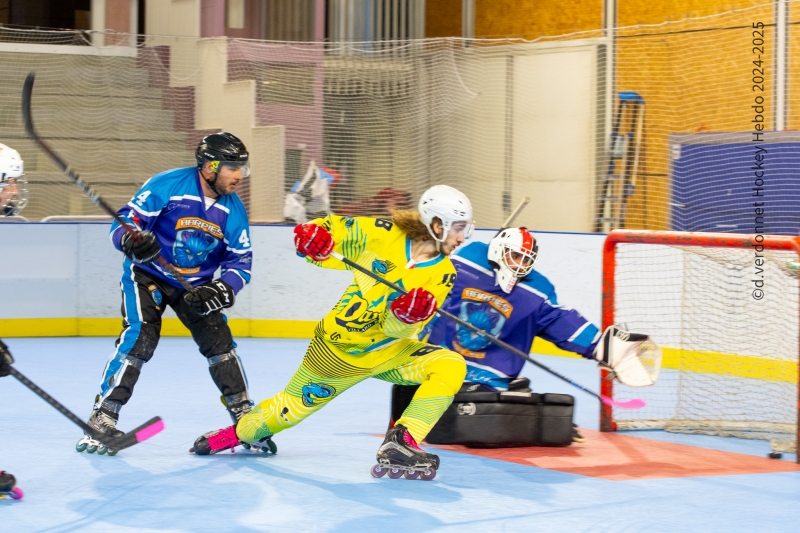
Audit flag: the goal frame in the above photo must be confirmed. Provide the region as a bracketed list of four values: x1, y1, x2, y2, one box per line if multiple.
[600, 230, 800, 462]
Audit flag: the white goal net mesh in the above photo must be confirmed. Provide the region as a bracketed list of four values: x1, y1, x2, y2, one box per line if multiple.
[610, 238, 799, 453]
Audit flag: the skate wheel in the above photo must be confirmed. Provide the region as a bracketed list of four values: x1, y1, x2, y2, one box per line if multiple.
[242, 443, 251, 450]
[370, 464, 387, 478]
[10, 488, 23, 500]
[388, 467, 404, 479]
[107, 449, 118, 457]
[86, 444, 98, 454]
[263, 439, 277, 454]
[76, 441, 88, 453]
[404, 470, 420, 480]
[420, 468, 437, 481]
[97, 446, 108, 455]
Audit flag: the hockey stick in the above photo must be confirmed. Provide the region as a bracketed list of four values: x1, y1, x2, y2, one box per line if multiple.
[500, 197, 530, 230]
[21, 72, 195, 293]
[330, 251, 645, 410]
[9, 366, 164, 451]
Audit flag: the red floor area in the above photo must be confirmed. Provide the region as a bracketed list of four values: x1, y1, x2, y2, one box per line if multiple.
[429, 429, 800, 481]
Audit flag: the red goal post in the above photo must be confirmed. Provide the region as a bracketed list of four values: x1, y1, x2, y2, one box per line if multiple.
[601, 230, 800, 460]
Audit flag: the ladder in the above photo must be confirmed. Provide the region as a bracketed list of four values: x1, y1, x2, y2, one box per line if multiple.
[596, 91, 645, 233]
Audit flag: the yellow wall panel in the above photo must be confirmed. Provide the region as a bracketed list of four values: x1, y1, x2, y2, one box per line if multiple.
[476, 0, 603, 39]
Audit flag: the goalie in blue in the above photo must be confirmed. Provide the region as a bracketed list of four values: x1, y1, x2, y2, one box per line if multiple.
[424, 227, 602, 443]
[76, 132, 255, 455]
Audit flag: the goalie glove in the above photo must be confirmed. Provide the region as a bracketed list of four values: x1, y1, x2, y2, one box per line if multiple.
[183, 280, 236, 316]
[0, 339, 14, 377]
[593, 326, 662, 388]
[120, 230, 162, 264]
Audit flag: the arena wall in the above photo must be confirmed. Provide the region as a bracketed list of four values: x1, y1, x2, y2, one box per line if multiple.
[0, 223, 605, 357]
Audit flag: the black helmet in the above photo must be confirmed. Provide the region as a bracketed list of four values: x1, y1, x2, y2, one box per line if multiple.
[195, 132, 249, 175]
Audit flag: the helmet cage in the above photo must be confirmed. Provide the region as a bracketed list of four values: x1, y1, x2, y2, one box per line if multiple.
[488, 228, 538, 293]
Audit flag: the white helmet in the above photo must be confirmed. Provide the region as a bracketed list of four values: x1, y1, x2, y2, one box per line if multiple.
[418, 185, 474, 242]
[0, 144, 27, 216]
[488, 227, 538, 293]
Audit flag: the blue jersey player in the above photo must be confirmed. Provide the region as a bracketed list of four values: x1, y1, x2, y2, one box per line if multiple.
[425, 227, 601, 442]
[76, 133, 255, 455]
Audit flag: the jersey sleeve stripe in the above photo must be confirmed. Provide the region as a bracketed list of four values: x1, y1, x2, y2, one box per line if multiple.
[126, 202, 162, 218]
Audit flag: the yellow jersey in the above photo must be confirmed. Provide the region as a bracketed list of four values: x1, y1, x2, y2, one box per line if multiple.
[307, 215, 457, 355]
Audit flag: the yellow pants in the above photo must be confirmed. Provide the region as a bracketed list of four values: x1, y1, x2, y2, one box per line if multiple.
[236, 336, 466, 444]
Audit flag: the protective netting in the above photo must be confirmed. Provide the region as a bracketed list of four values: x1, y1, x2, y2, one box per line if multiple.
[610, 239, 799, 453]
[3, 3, 800, 229]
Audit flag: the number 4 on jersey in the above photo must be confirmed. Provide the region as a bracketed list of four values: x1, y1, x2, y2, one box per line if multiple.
[135, 190, 151, 206]
[238, 229, 250, 247]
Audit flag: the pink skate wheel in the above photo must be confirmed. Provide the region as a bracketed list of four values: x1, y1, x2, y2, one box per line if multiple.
[10, 487, 23, 500]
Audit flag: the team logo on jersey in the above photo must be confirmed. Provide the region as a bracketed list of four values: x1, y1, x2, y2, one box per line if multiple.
[173, 229, 219, 269]
[301, 382, 336, 407]
[335, 295, 381, 333]
[453, 293, 510, 355]
[462, 288, 513, 318]
[343, 217, 354, 227]
[175, 218, 224, 239]
[371, 259, 396, 275]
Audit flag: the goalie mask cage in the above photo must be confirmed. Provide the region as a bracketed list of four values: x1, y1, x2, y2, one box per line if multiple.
[601, 230, 800, 460]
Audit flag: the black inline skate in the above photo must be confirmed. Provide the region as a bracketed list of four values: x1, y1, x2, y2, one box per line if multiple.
[371, 424, 439, 481]
[0, 471, 23, 500]
[190, 424, 277, 455]
[76, 409, 124, 456]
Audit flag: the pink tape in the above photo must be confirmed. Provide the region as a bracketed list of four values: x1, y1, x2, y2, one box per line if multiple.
[136, 420, 165, 442]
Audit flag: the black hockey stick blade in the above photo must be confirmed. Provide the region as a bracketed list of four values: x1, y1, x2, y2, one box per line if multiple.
[22, 72, 195, 292]
[9, 366, 165, 450]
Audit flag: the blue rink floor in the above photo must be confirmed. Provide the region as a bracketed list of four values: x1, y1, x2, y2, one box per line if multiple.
[1, 337, 799, 533]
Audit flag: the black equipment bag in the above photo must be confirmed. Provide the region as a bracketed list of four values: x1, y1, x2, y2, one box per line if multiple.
[390, 381, 574, 448]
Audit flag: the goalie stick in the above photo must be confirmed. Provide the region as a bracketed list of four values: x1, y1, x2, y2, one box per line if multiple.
[21, 72, 195, 293]
[9, 366, 164, 451]
[330, 251, 646, 410]
[500, 196, 531, 230]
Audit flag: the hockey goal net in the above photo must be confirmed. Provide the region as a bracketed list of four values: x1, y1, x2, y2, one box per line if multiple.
[601, 230, 800, 458]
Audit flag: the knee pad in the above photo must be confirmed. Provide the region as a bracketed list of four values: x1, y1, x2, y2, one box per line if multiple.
[96, 354, 146, 409]
[207, 349, 249, 399]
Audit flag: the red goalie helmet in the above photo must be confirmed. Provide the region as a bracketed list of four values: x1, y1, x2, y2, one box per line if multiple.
[487, 227, 538, 293]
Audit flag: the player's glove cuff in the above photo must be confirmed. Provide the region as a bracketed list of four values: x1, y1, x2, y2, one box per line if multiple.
[120, 230, 161, 264]
[183, 280, 236, 316]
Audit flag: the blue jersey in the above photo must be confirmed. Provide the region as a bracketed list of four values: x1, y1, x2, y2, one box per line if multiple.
[109, 167, 252, 293]
[426, 241, 599, 390]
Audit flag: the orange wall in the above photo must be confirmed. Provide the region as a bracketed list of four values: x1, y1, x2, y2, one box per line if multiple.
[476, 0, 603, 39]
[426, 0, 462, 38]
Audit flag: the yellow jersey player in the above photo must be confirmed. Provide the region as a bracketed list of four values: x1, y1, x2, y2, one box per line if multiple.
[192, 185, 474, 480]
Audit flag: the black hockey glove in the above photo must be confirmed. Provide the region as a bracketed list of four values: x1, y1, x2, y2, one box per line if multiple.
[0, 339, 14, 377]
[120, 230, 162, 264]
[183, 280, 236, 316]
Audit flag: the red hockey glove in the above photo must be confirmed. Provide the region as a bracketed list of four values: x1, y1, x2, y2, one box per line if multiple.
[390, 288, 438, 324]
[293, 223, 334, 261]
